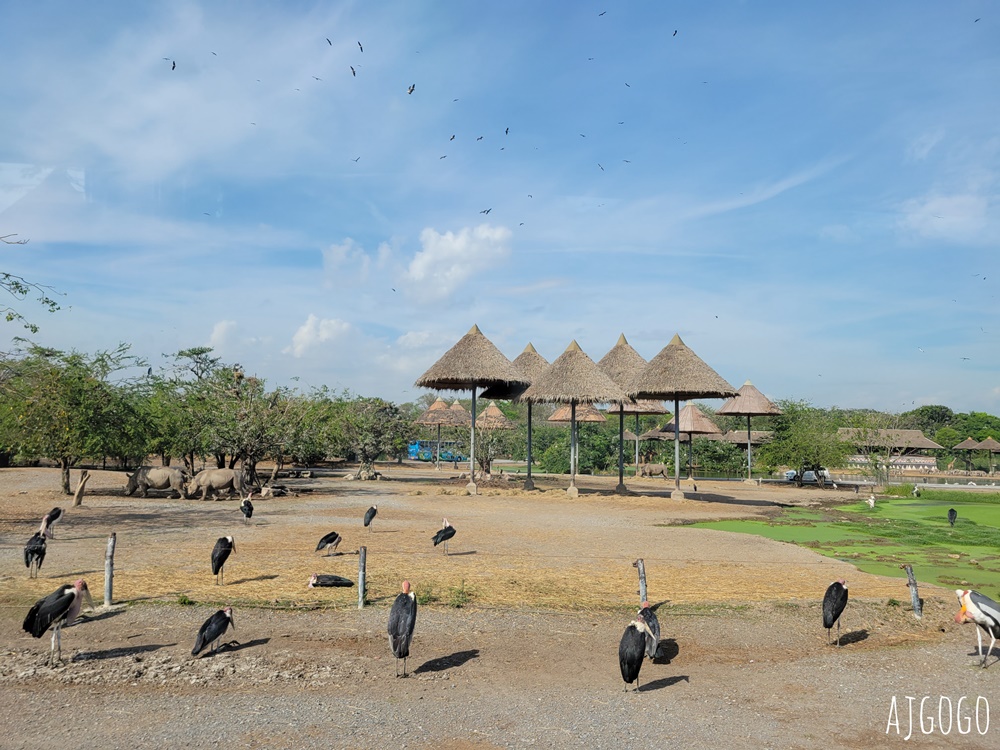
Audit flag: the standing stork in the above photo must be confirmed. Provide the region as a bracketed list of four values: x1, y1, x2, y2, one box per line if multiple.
[955, 589, 1000, 668]
[192, 606, 235, 657]
[211, 536, 235, 585]
[24, 532, 47, 578]
[315, 530, 342, 556]
[39, 507, 64, 539]
[639, 601, 660, 659]
[823, 580, 849, 646]
[619, 612, 655, 691]
[22, 579, 94, 665]
[431, 518, 456, 555]
[364, 504, 378, 532]
[948, 508, 958, 527]
[388, 580, 417, 677]
[240, 493, 254, 525]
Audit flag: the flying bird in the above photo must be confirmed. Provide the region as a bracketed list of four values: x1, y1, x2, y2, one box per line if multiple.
[24, 532, 46, 578]
[449, 134, 455, 141]
[407, 84, 415, 94]
[358, 41, 363, 52]
[171, 60, 176, 70]
[505, 127, 509, 135]
[480, 208, 492, 214]
[316, 530, 342, 556]
[619, 612, 655, 691]
[40, 507, 63, 539]
[432, 518, 456, 554]
[147, 366, 153, 377]
[352, 156, 361, 162]
[599, 10, 606, 15]
[327, 38, 332, 45]
[308, 573, 354, 588]
[364, 505, 378, 532]
[22, 579, 94, 665]
[598, 164, 604, 171]
[350, 65, 356, 76]
[312, 76, 322, 81]
[388, 580, 417, 676]
[477, 136, 483, 141]
[639, 602, 660, 659]
[955, 589, 1000, 667]
[823, 580, 849, 646]
[212, 536, 235, 585]
[948, 508, 958, 527]
[192, 607, 235, 657]
[673, 29, 678, 36]
[240, 493, 254, 525]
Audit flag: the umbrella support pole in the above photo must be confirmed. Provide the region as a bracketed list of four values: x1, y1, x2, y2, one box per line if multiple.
[567, 402, 579, 497]
[467, 388, 478, 495]
[615, 411, 627, 494]
[524, 402, 535, 491]
[671, 399, 685, 500]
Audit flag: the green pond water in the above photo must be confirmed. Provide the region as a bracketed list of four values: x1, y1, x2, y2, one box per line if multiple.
[690, 489, 1000, 595]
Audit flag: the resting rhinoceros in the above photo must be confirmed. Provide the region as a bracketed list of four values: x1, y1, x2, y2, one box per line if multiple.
[187, 468, 246, 500]
[639, 463, 667, 478]
[124, 466, 189, 498]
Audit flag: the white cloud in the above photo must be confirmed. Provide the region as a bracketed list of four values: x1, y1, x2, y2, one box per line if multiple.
[897, 192, 991, 242]
[818, 224, 857, 243]
[284, 314, 351, 357]
[906, 131, 944, 162]
[404, 224, 512, 302]
[323, 238, 371, 281]
[209, 320, 237, 348]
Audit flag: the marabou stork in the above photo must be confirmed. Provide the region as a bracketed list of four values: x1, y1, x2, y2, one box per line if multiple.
[211, 536, 235, 585]
[308, 573, 354, 588]
[315, 530, 342, 556]
[364, 504, 378, 532]
[823, 580, 849, 646]
[24, 532, 46, 578]
[639, 601, 660, 659]
[240, 493, 254, 525]
[22, 579, 94, 665]
[955, 589, 1000, 668]
[192, 606, 235, 656]
[388, 580, 417, 677]
[948, 508, 958, 527]
[431, 518, 456, 555]
[619, 612, 655, 691]
[39, 507, 63, 539]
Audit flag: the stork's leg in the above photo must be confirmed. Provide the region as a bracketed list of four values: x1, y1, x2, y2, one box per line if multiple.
[444, 540, 449, 556]
[837, 619, 842, 647]
[826, 627, 830, 646]
[988, 630, 997, 668]
[403, 656, 407, 677]
[978, 627, 985, 666]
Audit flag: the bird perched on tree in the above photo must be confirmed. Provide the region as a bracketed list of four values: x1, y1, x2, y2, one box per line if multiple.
[431, 518, 456, 554]
[619, 612, 655, 691]
[315, 530, 342, 556]
[24, 532, 46, 578]
[948, 508, 958, 527]
[240, 493, 254, 525]
[192, 606, 235, 657]
[212, 536, 235, 585]
[955, 589, 1000, 668]
[22, 579, 94, 665]
[388, 580, 417, 677]
[364, 505, 377, 532]
[823, 580, 849, 646]
[308, 573, 354, 588]
[639, 601, 660, 659]
[39, 507, 63, 539]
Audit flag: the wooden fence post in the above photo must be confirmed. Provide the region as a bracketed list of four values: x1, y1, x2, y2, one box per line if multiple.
[632, 558, 647, 604]
[358, 546, 367, 609]
[901, 563, 922, 619]
[104, 532, 117, 607]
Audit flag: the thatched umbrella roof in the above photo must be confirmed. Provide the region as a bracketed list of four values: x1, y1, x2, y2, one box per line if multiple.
[717, 381, 782, 417]
[415, 324, 528, 391]
[477, 401, 515, 430]
[604, 400, 668, 415]
[623, 429, 638, 442]
[548, 403, 606, 423]
[480, 343, 549, 400]
[954, 437, 982, 450]
[627, 334, 736, 401]
[414, 397, 457, 426]
[521, 341, 629, 404]
[976, 437, 1000, 452]
[663, 403, 722, 436]
[641, 426, 690, 442]
[448, 400, 472, 425]
[837, 428, 943, 451]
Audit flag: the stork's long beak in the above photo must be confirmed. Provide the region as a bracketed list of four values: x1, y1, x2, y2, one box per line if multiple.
[229, 612, 236, 630]
[84, 588, 96, 612]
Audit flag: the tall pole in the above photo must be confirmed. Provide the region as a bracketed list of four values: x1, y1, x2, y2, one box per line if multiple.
[104, 532, 116, 607]
[467, 387, 478, 494]
[616, 410, 626, 494]
[570, 401, 578, 488]
[673, 400, 681, 494]
[746, 415, 753, 480]
[435, 423, 442, 470]
[634, 413, 641, 475]
[524, 402, 535, 491]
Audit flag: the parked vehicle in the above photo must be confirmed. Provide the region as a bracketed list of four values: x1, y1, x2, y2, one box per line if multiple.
[408, 440, 466, 462]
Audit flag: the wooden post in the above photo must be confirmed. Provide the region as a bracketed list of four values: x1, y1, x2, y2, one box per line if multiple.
[72, 469, 91, 507]
[358, 546, 367, 609]
[104, 532, 117, 606]
[901, 564, 923, 619]
[632, 558, 647, 604]
[524, 402, 535, 491]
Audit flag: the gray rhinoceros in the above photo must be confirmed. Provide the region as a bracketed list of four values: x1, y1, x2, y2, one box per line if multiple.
[187, 468, 246, 500]
[124, 466, 189, 498]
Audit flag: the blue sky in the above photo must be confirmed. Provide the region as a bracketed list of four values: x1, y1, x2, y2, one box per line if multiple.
[2, 1, 998, 412]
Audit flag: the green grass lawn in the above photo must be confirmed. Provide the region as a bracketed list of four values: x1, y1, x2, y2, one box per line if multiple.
[692, 489, 1000, 595]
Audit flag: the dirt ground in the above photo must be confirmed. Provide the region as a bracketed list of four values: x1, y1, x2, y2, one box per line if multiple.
[1, 465, 997, 749]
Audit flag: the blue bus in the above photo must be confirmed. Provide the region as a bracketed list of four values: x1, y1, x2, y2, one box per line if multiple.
[408, 440, 466, 462]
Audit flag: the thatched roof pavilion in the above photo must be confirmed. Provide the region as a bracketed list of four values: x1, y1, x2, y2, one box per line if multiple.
[954, 436, 981, 472]
[448, 400, 472, 425]
[837, 428, 943, 453]
[477, 401, 516, 430]
[627, 334, 736, 497]
[976, 436, 1000, 474]
[717, 380, 782, 480]
[548, 403, 606, 423]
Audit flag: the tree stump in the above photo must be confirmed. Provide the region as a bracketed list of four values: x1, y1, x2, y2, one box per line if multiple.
[72, 470, 91, 507]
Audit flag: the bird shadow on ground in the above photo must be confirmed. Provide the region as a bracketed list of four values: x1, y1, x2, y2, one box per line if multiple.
[74, 643, 176, 661]
[639, 674, 690, 692]
[836, 629, 869, 646]
[652, 638, 679, 664]
[75, 609, 126, 625]
[413, 649, 480, 674]
[49, 569, 102, 578]
[446, 550, 477, 556]
[200, 638, 270, 657]
[227, 574, 279, 585]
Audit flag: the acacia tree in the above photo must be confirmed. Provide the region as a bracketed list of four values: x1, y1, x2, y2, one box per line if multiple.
[335, 397, 413, 480]
[2, 233, 61, 336]
[755, 400, 849, 486]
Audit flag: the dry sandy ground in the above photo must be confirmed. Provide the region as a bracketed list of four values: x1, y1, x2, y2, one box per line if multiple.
[0, 466, 997, 749]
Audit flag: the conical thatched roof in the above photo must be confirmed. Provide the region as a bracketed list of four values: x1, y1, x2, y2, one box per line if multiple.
[627, 334, 736, 401]
[480, 343, 549, 400]
[837, 428, 943, 450]
[976, 436, 1000, 452]
[520, 340, 628, 404]
[604, 400, 667, 415]
[954, 437, 981, 450]
[641, 427, 690, 442]
[548, 403, 607, 423]
[597, 333, 647, 387]
[447, 400, 472, 425]
[623, 429, 638, 441]
[663, 403, 722, 435]
[717, 380, 782, 417]
[477, 401, 515, 430]
[415, 324, 529, 391]
[414, 397, 458, 426]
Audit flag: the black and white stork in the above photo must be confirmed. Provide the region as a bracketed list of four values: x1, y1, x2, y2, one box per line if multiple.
[211, 536, 235, 585]
[192, 606, 235, 657]
[308, 573, 354, 588]
[619, 612, 655, 691]
[24, 532, 46, 578]
[955, 589, 1000, 668]
[823, 580, 849, 646]
[39, 507, 63, 539]
[431, 518, 456, 555]
[240, 493, 254, 525]
[364, 504, 377, 532]
[388, 580, 417, 677]
[639, 601, 660, 659]
[948, 508, 958, 527]
[22, 579, 94, 665]
[315, 530, 342, 556]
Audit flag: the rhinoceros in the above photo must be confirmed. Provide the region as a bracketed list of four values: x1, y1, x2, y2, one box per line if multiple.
[187, 468, 246, 501]
[639, 463, 667, 478]
[125, 466, 189, 498]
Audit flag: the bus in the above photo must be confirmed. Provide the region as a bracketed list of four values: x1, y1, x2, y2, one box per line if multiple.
[407, 440, 466, 462]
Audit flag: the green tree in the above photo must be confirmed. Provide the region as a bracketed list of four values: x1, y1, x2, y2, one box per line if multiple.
[335, 397, 413, 479]
[755, 400, 849, 485]
[2, 233, 62, 335]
